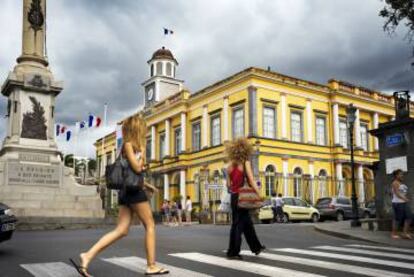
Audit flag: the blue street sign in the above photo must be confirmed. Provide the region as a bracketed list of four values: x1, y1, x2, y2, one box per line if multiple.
[386, 133, 404, 147]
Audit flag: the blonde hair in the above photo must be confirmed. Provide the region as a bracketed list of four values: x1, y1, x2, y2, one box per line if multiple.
[225, 138, 253, 164]
[122, 114, 146, 154]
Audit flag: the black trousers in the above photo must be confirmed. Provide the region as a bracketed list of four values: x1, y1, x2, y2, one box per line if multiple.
[227, 193, 263, 256]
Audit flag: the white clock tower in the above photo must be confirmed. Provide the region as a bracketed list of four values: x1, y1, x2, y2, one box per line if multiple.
[142, 47, 184, 107]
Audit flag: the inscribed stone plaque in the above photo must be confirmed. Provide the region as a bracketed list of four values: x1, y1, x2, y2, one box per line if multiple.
[19, 153, 50, 163]
[7, 162, 60, 187]
[385, 156, 408, 174]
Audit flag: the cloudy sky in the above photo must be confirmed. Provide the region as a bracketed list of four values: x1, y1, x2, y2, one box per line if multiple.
[0, 0, 412, 158]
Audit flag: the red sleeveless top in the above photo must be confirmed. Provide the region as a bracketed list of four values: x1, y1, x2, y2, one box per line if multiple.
[229, 167, 244, 193]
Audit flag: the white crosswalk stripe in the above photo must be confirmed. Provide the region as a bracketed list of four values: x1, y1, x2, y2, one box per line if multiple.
[102, 256, 212, 277]
[20, 262, 78, 277]
[312, 245, 414, 261]
[346, 244, 414, 254]
[170, 252, 326, 277]
[274, 248, 414, 270]
[19, 244, 414, 277]
[239, 250, 411, 277]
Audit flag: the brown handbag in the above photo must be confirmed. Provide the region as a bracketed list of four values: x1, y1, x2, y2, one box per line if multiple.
[237, 162, 263, 209]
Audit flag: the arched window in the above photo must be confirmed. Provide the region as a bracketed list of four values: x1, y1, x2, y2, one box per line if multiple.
[156, 62, 163, 75]
[265, 165, 276, 196]
[293, 167, 302, 198]
[166, 63, 172, 77]
[318, 169, 327, 198]
[150, 64, 154, 77]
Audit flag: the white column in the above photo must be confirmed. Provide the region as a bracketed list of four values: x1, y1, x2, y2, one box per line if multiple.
[282, 159, 289, 196]
[180, 170, 186, 207]
[308, 162, 315, 204]
[281, 93, 287, 139]
[165, 119, 170, 156]
[151, 126, 156, 160]
[202, 105, 208, 148]
[336, 162, 344, 197]
[181, 113, 186, 152]
[373, 112, 379, 151]
[223, 97, 229, 141]
[306, 99, 313, 143]
[333, 103, 340, 145]
[355, 108, 361, 148]
[163, 174, 169, 200]
[357, 164, 365, 204]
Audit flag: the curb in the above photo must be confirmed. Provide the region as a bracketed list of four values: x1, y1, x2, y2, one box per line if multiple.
[313, 225, 389, 246]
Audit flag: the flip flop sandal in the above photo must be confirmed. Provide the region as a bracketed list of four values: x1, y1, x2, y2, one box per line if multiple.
[69, 258, 91, 277]
[145, 268, 170, 275]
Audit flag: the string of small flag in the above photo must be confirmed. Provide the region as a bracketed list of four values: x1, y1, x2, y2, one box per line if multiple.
[56, 114, 102, 141]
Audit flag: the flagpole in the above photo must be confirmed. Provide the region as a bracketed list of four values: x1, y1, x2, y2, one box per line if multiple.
[101, 103, 108, 179]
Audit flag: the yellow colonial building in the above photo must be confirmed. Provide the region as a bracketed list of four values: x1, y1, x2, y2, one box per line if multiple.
[96, 47, 414, 211]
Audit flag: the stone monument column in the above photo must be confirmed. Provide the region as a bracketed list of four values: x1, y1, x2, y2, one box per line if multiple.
[0, 0, 104, 228]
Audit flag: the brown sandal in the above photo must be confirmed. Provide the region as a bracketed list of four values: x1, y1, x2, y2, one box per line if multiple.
[69, 258, 91, 277]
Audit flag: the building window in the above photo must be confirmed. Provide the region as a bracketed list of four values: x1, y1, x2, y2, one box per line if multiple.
[232, 106, 245, 139]
[159, 133, 165, 159]
[293, 167, 303, 198]
[192, 122, 201, 151]
[360, 123, 369, 151]
[166, 63, 172, 76]
[265, 165, 276, 196]
[210, 115, 221, 146]
[315, 116, 326, 145]
[156, 62, 162, 75]
[291, 111, 303, 142]
[339, 120, 348, 148]
[146, 137, 151, 162]
[150, 64, 154, 77]
[174, 127, 182, 156]
[263, 106, 276, 139]
[318, 169, 327, 198]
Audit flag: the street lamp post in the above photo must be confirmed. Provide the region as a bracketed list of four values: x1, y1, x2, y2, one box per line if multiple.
[346, 104, 361, 227]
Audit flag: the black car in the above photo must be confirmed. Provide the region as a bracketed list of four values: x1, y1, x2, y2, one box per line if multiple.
[315, 197, 370, 221]
[0, 203, 17, 243]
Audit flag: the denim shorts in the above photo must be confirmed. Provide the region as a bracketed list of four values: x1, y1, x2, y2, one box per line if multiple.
[392, 202, 412, 223]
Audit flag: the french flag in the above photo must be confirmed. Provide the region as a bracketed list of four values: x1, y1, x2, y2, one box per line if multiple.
[88, 115, 102, 128]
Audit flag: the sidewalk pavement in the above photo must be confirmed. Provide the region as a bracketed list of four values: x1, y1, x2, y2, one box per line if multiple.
[314, 221, 414, 249]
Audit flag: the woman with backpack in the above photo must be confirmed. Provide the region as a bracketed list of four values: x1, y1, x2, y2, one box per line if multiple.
[70, 115, 169, 276]
[225, 138, 266, 259]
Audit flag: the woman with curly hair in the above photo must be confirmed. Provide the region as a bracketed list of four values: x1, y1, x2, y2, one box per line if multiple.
[225, 138, 265, 259]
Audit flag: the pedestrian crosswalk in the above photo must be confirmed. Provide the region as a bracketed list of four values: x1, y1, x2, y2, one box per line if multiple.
[19, 244, 414, 277]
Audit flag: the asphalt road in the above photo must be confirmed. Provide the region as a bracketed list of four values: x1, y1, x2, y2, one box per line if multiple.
[1, 223, 413, 277]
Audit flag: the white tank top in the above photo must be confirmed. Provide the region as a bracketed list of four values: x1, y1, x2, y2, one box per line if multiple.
[392, 183, 408, 203]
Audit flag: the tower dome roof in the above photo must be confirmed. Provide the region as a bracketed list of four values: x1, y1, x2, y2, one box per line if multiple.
[149, 47, 177, 63]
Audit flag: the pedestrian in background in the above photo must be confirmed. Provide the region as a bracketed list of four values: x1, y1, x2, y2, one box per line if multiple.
[275, 193, 284, 223]
[225, 138, 266, 259]
[161, 200, 170, 224]
[270, 192, 278, 222]
[177, 200, 183, 225]
[170, 201, 179, 226]
[391, 169, 412, 239]
[185, 196, 192, 223]
[71, 115, 169, 276]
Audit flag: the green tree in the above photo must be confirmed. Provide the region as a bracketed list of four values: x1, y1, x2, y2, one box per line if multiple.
[64, 154, 74, 167]
[380, 1, 414, 43]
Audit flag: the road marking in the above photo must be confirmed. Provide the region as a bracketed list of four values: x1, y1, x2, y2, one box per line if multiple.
[170, 252, 325, 277]
[346, 244, 414, 254]
[312, 245, 414, 261]
[239, 250, 411, 277]
[274, 248, 414, 270]
[102, 256, 212, 277]
[20, 262, 78, 277]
